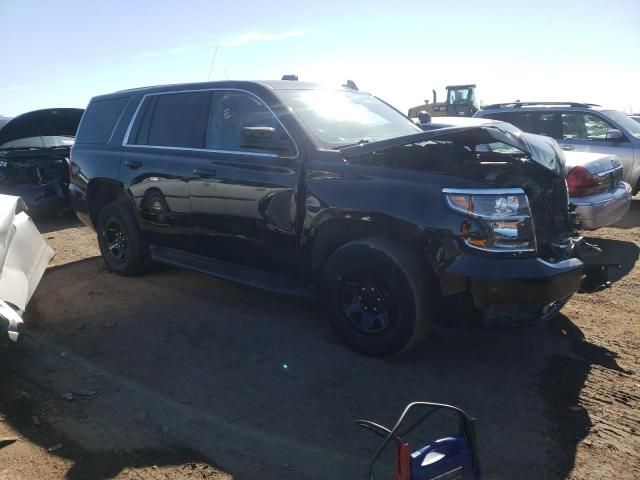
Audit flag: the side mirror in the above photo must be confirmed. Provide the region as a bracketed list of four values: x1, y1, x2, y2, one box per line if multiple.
[606, 129, 624, 141]
[239, 127, 294, 156]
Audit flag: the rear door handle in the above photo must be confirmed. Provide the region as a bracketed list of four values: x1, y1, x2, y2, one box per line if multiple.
[193, 168, 217, 178]
[560, 144, 574, 151]
[124, 160, 143, 169]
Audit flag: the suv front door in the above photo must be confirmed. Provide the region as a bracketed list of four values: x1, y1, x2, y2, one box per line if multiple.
[189, 90, 301, 276]
[558, 111, 635, 181]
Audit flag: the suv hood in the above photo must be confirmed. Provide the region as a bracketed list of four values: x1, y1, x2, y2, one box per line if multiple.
[340, 125, 574, 262]
[340, 126, 566, 176]
[0, 108, 84, 150]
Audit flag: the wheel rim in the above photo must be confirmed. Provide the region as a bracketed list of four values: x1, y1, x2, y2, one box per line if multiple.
[337, 273, 393, 335]
[103, 218, 128, 262]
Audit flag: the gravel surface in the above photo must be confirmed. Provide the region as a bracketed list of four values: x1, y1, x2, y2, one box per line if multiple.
[0, 198, 638, 479]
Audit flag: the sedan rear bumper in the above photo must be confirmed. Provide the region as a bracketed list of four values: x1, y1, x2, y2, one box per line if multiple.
[571, 181, 632, 230]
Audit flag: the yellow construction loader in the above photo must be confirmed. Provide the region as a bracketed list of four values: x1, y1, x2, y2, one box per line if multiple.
[408, 84, 478, 119]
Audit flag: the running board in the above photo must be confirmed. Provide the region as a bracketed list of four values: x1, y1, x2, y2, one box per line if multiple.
[149, 246, 314, 299]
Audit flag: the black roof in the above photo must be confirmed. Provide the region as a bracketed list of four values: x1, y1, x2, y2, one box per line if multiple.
[100, 80, 343, 101]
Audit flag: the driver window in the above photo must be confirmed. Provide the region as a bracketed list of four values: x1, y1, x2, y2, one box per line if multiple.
[562, 113, 616, 141]
[583, 114, 616, 140]
[206, 92, 281, 152]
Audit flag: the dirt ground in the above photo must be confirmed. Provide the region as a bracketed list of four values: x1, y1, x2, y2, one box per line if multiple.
[1, 198, 638, 480]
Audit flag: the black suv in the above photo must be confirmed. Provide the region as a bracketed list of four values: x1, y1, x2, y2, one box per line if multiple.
[70, 81, 585, 356]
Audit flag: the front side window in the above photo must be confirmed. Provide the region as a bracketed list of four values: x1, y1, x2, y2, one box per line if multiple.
[562, 112, 615, 140]
[276, 89, 421, 148]
[131, 91, 211, 148]
[205, 92, 284, 152]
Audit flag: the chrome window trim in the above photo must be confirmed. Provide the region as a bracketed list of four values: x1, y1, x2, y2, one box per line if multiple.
[121, 88, 300, 159]
[123, 143, 278, 158]
[107, 97, 134, 144]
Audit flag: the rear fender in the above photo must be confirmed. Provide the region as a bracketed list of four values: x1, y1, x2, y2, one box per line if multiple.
[87, 178, 137, 228]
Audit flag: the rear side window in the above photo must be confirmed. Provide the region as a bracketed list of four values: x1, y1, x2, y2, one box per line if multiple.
[130, 91, 211, 148]
[76, 97, 129, 144]
[532, 112, 562, 138]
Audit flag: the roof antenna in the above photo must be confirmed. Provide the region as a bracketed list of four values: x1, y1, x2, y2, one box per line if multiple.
[207, 42, 220, 81]
[343, 80, 358, 91]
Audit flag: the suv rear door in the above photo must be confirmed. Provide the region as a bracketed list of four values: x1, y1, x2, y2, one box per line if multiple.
[121, 90, 211, 251]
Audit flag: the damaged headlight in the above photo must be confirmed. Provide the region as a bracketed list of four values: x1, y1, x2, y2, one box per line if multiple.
[443, 188, 536, 253]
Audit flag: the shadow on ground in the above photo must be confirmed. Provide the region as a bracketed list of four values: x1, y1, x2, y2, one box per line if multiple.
[581, 236, 639, 285]
[31, 210, 83, 234]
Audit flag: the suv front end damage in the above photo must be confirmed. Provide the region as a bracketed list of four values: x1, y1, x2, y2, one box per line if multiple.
[342, 125, 588, 325]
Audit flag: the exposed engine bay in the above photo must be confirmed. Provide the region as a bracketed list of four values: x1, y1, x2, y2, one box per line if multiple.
[0, 108, 83, 212]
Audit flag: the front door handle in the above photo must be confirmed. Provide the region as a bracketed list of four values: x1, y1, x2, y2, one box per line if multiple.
[124, 160, 143, 169]
[193, 168, 217, 178]
[560, 144, 574, 151]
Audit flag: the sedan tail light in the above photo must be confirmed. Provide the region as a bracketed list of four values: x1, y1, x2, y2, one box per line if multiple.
[566, 166, 597, 197]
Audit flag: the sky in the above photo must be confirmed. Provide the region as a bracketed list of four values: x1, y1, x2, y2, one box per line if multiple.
[1, 0, 639, 117]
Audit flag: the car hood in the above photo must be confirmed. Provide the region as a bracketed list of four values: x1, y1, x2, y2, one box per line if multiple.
[339, 126, 566, 177]
[0, 108, 84, 150]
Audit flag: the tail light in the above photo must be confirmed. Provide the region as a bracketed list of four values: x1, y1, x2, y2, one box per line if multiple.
[566, 166, 597, 197]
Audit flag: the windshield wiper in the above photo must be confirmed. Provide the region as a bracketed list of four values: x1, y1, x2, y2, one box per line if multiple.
[332, 139, 372, 150]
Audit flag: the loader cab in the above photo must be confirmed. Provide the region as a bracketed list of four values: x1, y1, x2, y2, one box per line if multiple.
[446, 84, 478, 117]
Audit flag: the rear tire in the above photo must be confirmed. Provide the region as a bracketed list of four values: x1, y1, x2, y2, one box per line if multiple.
[96, 202, 149, 276]
[321, 237, 432, 356]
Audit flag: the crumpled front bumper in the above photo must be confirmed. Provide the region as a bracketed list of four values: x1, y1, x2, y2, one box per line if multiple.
[571, 181, 632, 230]
[444, 254, 584, 325]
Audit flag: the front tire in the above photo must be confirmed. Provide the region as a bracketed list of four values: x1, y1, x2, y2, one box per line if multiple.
[321, 238, 432, 356]
[96, 202, 149, 276]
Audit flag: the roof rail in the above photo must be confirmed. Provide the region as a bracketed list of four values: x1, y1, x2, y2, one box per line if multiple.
[482, 101, 600, 110]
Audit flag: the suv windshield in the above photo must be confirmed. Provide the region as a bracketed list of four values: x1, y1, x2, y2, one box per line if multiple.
[602, 110, 640, 139]
[276, 89, 421, 148]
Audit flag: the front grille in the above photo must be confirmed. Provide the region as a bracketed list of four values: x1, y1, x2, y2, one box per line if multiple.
[526, 177, 574, 262]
